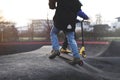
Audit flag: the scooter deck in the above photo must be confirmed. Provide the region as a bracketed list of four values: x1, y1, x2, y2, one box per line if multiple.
[59, 53, 83, 66]
[59, 53, 73, 61]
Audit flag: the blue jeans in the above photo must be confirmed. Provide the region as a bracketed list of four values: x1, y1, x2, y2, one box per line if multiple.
[50, 26, 80, 58]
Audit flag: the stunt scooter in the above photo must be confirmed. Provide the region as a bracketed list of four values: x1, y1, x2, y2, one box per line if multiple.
[79, 19, 87, 58]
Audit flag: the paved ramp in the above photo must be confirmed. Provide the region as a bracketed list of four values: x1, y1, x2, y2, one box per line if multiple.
[99, 41, 120, 57]
[0, 42, 120, 80]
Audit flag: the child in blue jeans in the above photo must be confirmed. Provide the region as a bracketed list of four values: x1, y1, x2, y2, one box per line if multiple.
[49, 0, 89, 65]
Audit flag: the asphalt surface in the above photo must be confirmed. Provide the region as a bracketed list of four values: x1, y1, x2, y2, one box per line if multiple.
[0, 43, 43, 55]
[0, 41, 120, 80]
[99, 41, 120, 57]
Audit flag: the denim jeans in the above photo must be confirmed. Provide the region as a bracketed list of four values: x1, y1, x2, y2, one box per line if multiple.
[50, 26, 80, 58]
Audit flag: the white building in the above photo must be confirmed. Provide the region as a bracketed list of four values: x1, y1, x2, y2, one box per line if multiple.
[76, 21, 91, 32]
[111, 17, 120, 29]
[30, 19, 53, 32]
[29, 19, 91, 33]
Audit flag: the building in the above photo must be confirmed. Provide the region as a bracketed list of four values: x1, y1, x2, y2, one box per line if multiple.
[29, 19, 91, 33]
[116, 17, 120, 22]
[111, 17, 120, 29]
[76, 21, 91, 31]
[29, 19, 53, 33]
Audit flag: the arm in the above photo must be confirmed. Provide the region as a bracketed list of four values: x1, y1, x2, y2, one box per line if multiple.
[77, 10, 89, 20]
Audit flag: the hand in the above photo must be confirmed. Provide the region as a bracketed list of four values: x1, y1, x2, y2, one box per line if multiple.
[49, 0, 56, 9]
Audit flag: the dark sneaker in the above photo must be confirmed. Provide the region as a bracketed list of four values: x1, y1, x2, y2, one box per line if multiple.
[68, 58, 83, 66]
[49, 50, 60, 59]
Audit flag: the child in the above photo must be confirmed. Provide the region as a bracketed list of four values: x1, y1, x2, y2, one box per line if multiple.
[49, 0, 88, 65]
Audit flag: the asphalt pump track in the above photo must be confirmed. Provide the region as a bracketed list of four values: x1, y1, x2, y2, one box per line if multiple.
[0, 41, 120, 80]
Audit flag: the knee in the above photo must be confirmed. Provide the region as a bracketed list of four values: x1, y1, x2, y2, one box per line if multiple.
[67, 37, 76, 44]
[50, 29, 58, 36]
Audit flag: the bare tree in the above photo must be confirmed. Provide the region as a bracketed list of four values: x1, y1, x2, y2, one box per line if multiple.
[43, 19, 53, 41]
[0, 14, 18, 42]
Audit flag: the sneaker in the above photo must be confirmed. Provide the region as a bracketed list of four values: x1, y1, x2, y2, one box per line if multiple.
[60, 48, 71, 53]
[49, 50, 60, 59]
[68, 58, 83, 66]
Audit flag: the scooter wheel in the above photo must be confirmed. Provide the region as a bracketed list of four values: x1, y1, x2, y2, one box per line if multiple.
[78, 60, 83, 66]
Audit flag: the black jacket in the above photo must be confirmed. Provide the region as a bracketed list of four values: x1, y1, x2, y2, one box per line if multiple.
[53, 0, 82, 32]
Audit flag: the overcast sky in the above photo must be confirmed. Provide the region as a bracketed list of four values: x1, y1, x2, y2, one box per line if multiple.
[0, 0, 119, 26]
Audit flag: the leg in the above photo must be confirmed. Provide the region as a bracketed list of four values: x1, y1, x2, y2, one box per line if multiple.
[49, 26, 60, 59]
[50, 26, 60, 50]
[62, 36, 68, 49]
[66, 31, 83, 65]
[62, 29, 76, 49]
[60, 32, 71, 53]
[66, 31, 80, 58]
